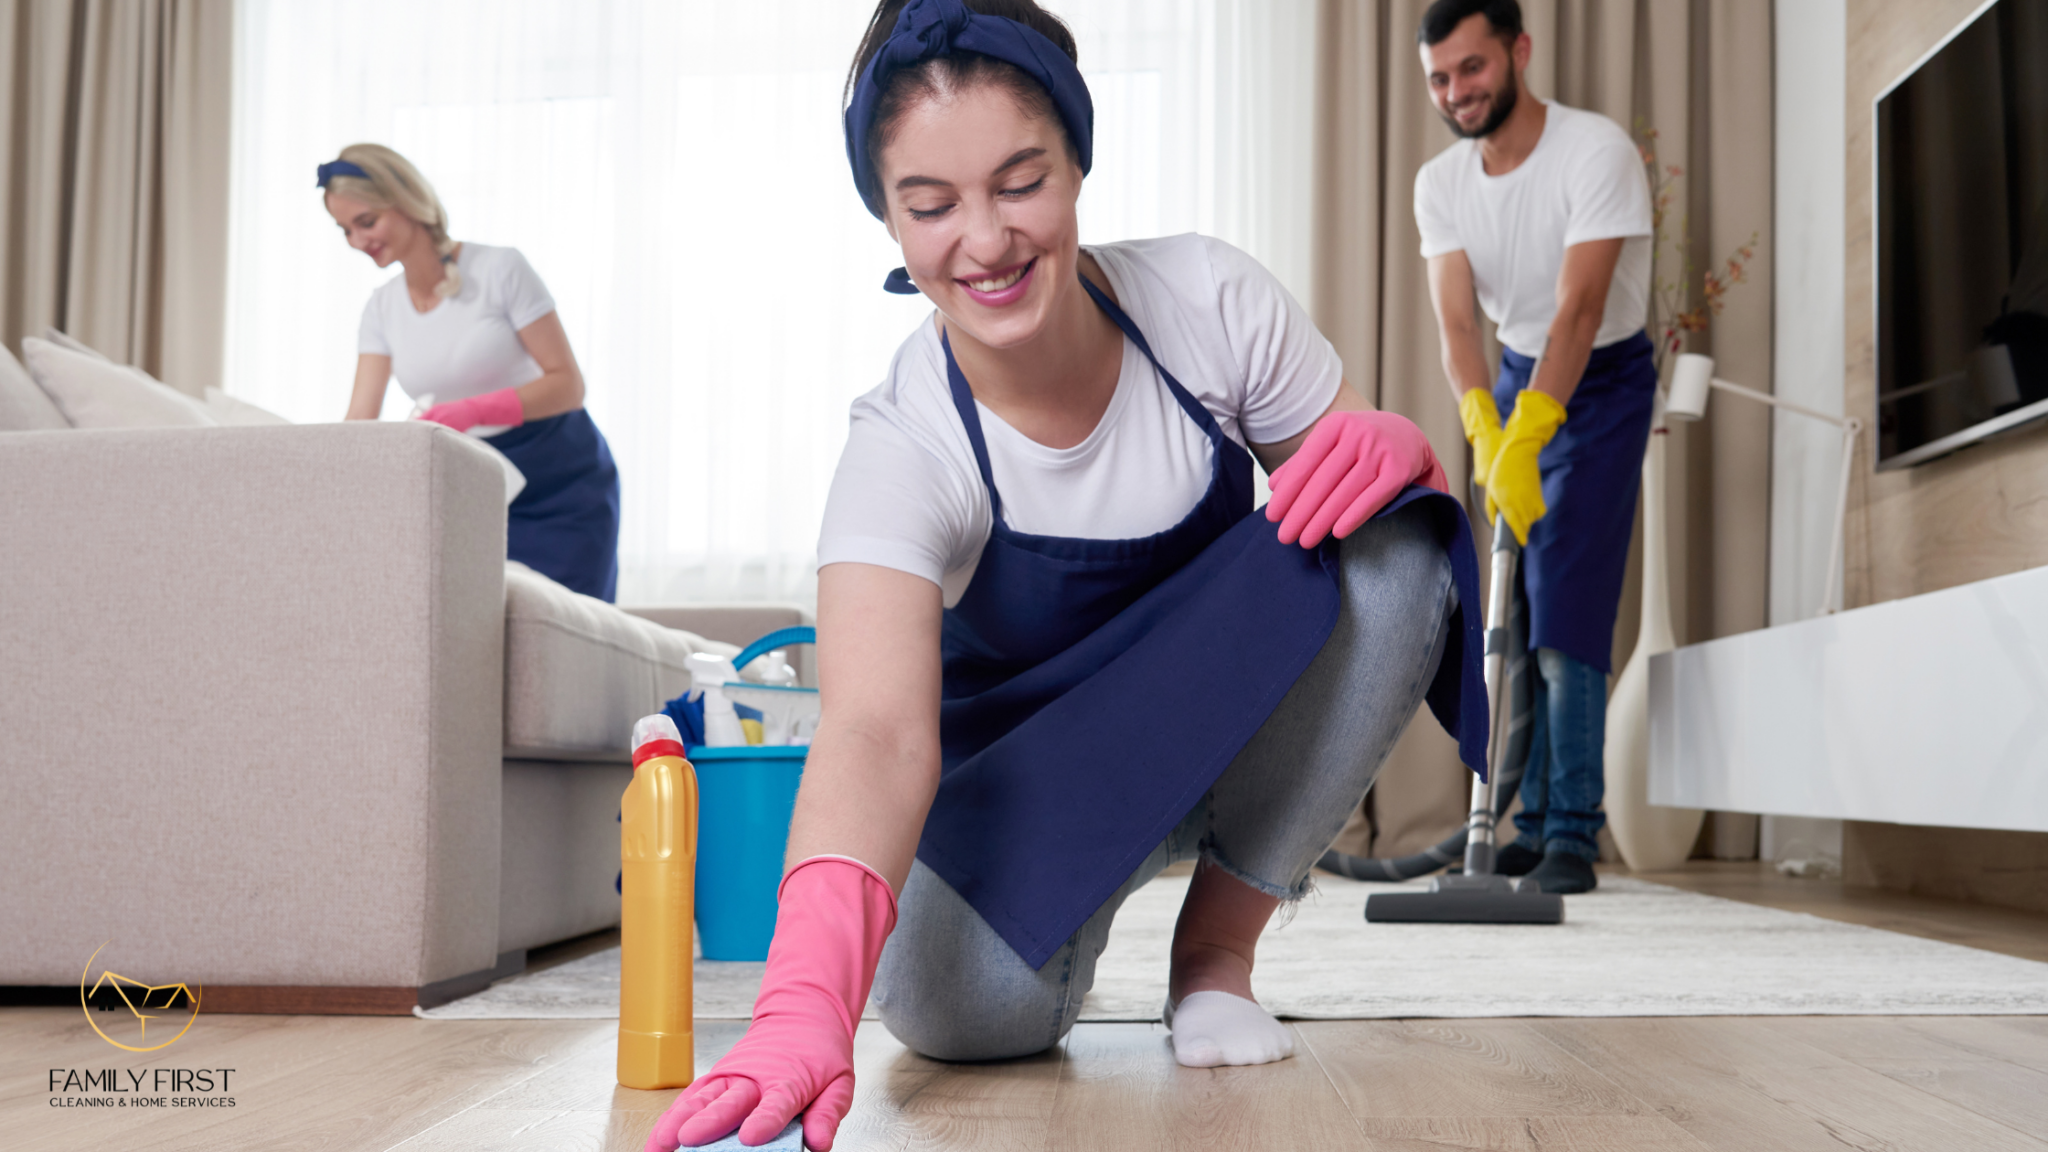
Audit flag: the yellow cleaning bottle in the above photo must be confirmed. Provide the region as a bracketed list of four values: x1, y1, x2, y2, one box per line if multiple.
[618, 713, 697, 1090]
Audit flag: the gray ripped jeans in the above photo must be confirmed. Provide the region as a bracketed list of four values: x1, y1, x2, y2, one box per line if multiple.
[871, 501, 1457, 1061]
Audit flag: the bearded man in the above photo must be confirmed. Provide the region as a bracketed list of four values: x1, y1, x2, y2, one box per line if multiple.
[1415, 0, 1656, 893]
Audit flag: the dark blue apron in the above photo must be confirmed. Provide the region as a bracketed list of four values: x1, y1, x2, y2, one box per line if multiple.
[1493, 330, 1657, 673]
[486, 408, 622, 602]
[918, 275, 1487, 968]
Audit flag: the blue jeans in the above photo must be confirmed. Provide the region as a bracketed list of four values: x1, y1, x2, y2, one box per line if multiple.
[1509, 647, 1608, 861]
[871, 502, 1456, 1061]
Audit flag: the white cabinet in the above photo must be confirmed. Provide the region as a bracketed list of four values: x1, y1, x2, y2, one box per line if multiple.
[1649, 564, 2048, 832]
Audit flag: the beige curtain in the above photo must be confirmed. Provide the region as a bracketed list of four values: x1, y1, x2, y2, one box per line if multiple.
[0, 0, 232, 395]
[1316, 0, 1774, 860]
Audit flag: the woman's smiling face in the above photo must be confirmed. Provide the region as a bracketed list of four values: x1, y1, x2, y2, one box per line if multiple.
[324, 191, 422, 268]
[877, 83, 1082, 351]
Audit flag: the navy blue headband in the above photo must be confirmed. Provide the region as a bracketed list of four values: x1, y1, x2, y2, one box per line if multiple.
[316, 159, 369, 188]
[845, 0, 1094, 241]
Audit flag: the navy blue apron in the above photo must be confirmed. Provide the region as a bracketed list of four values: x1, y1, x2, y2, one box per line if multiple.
[918, 274, 1487, 968]
[1493, 330, 1657, 673]
[486, 408, 622, 602]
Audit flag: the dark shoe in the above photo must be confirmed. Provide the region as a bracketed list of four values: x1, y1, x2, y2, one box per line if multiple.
[1493, 842, 1543, 876]
[1525, 847, 1598, 894]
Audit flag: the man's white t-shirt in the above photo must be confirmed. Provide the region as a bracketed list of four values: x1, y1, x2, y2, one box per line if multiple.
[358, 242, 557, 403]
[1414, 102, 1653, 358]
[817, 234, 1342, 606]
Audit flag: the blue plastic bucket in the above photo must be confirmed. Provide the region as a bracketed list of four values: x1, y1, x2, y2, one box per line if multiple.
[689, 744, 806, 961]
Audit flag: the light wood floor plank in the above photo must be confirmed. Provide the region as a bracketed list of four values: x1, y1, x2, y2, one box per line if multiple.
[1296, 1018, 1672, 1119]
[1759, 1016, 2048, 1137]
[474, 1020, 743, 1114]
[1345, 1116, 1722, 1151]
[12, 1009, 611, 1151]
[834, 1021, 1063, 1152]
[391, 1105, 670, 1151]
[1634, 862, 2048, 965]
[1531, 1017, 2048, 1152]
[1047, 1022, 1363, 1152]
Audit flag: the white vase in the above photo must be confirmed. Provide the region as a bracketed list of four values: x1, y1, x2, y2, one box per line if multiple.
[1601, 397, 1703, 871]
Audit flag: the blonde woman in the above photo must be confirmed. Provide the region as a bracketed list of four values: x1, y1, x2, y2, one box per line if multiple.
[320, 143, 621, 601]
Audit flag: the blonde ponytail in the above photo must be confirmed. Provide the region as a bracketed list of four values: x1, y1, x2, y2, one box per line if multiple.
[323, 143, 464, 298]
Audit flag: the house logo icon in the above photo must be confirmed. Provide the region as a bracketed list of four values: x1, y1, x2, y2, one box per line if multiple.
[79, 942, 201, 1052]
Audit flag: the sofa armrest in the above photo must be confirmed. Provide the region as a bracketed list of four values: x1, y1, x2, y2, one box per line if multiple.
[0, 423, 506, 987]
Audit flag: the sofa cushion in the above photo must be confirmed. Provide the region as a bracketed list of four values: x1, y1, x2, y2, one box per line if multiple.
[0, 342, 68, 431]
[21, 338, 213, 428]
[503, 562, 737, 758]
[204, 386, 292, 426]
[43, 326, 111, 360]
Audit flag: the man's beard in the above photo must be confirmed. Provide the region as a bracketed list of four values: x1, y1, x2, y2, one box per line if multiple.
[1443, 68, 1519, 139]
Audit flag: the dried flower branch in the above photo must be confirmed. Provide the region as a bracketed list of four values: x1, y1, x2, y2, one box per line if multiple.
[1636, 119, 1760, 373]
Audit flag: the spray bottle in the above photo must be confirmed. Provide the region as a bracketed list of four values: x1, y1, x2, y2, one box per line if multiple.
[685, 652, 748, 746]
[617, 713, 697, 1090]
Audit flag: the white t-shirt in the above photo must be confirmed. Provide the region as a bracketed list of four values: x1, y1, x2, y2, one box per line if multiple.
[1414, 102, 1653, 358]
[358, 243, 557, 403]
[817, 234, 1342, 606]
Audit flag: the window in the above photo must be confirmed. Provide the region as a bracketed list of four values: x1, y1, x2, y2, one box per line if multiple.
[228, 0, 1314, 603]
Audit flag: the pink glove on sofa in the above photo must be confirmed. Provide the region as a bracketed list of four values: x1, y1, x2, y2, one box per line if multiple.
[1266, 409, 1449, 548]
[417, 387, 524, 432]
[646, 857, 898, 1152]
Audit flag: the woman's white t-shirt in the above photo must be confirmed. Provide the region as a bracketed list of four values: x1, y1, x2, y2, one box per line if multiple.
[817, 234, 1343, 606]
[358, 242, 557, 403]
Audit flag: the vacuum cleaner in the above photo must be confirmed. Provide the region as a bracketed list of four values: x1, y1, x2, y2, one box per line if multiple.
[1354, 514, 1565, 925]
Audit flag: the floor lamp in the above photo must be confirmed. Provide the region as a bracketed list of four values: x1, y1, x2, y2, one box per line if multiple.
[1663, 352, 1863, 617]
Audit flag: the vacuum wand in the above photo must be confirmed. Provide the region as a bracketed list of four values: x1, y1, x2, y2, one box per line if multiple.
[1363, 514, 1564, 925]
[1462, 513, 1521, 878]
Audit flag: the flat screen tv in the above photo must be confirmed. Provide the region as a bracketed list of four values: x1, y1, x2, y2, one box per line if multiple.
[1875, 0, 2048, 469]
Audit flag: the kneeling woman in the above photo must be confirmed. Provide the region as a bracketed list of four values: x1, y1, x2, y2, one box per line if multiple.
[321, 144, 622, 601]
[651, 2, 1485, 1148]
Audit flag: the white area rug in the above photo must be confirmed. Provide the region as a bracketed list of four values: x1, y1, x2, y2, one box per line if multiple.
[418, 875, 2048, 1020]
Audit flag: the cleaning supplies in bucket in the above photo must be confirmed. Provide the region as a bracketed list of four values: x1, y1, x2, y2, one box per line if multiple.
[617, 714, 697, 1090]
[661, 626, 819, 961]
[664, 629, 819, 748]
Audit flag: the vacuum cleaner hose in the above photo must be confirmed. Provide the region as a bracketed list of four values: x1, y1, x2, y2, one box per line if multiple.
[1318, 513, 1534, 884]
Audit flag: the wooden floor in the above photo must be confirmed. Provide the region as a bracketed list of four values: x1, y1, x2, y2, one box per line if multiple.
[10, 863, 2048, 1152]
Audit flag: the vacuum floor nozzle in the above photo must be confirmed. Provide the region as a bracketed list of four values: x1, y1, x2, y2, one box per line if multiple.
[1364, 873, 1566, 924]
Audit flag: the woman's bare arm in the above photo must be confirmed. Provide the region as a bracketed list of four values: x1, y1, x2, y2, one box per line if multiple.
[346, 354, 393, 420]
[1247, 381, 1373, 474]
[783, 561, 946, 892]
[512, 311, 587, 421]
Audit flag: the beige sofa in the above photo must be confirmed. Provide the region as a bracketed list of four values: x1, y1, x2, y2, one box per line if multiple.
[0, 421, 808, 1012]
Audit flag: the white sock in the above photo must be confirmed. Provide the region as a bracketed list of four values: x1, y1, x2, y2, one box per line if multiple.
[1164, 990, 1295, 1068]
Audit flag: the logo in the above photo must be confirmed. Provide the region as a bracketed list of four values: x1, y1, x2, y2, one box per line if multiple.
[79, 942, 201, 1052]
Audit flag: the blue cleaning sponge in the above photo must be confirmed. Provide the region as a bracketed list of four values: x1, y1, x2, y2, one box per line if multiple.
[678, 1119, 804, 1152]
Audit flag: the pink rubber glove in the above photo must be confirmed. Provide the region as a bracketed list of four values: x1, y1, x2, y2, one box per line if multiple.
[1266, 409, 1449, 547]
[417, 387, 524, 432]
[646, 857, 897, 1152]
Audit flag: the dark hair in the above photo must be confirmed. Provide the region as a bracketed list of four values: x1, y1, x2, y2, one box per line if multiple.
[1417, 0, 1523, 47]
[844, 0, 1081, 209]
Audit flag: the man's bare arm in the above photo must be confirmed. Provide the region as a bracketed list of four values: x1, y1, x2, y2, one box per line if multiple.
[1426, 251, 1494, 401]
[1527, 238, 1625, 407]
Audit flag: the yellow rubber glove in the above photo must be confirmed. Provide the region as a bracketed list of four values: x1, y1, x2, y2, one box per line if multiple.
[1485, 389, 1567, 545]
[1457, 389, 1506, 486]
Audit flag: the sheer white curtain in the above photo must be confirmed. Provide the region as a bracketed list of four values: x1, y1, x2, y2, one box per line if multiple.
[227, 0, 1315, 605]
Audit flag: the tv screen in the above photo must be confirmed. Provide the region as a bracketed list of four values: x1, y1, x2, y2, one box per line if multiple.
[1875, 0, 2048, 469]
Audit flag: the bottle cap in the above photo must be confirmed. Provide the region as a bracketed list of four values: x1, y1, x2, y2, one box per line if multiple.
[632, 713, 687, 767]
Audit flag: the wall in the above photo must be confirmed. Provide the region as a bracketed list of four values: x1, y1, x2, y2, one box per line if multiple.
[1841, 0, 2048, 913]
